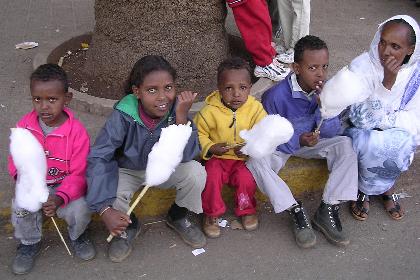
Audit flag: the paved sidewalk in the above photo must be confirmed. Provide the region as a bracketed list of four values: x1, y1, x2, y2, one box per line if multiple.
[0, 0, 420, 279]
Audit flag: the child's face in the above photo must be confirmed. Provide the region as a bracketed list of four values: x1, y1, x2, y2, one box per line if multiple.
[133, 70, 176, 119]
[218, 69, 251, 110]
[293, 48, 329, 93]
[378, 23, 415, 67]
[30, 80, 71, 127]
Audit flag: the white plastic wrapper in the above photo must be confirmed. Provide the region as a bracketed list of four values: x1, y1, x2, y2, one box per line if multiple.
[145, 123, 192, 186]
[320, 66, 368, 119]
[240, 115, 294, 159]
[10, 128, 49, 212]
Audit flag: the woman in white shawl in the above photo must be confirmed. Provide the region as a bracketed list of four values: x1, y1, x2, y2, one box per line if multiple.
[345, 15, 419, 221]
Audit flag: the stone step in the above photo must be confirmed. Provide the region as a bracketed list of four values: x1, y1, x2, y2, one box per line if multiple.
[0, 157, 328, 233]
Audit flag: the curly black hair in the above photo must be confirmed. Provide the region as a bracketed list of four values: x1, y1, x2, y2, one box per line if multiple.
[124, 55, 177, 95]
[217, 56, 252, 84]
[30, 63, 68, 92]
[294, 35, 328, 63]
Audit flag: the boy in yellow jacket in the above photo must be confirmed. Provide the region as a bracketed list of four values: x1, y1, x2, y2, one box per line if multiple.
[194, 57, 267, 238]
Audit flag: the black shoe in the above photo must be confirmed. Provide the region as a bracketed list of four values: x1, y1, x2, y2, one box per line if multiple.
[166, 215, 206, 248]
[108, 215, 141, 263]
[70, 230, 96, 261]
[12, 242, 41, 275]
[312, 202, 349, 246]
[288, 203, 316, 248]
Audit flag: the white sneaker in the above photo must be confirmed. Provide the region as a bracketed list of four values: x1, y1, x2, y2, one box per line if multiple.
[276, 48, 295, 64]
[254, 62, 290, 82]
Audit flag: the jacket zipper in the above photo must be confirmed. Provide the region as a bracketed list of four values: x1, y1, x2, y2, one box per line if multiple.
[228, 111, 237, 143]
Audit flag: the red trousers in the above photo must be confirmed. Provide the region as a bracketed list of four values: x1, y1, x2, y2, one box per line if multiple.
[202, 157, 257, 217]
[230, 0, 276, 66]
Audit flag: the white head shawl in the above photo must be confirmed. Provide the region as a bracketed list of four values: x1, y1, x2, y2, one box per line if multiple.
[368, 15, 419, 69]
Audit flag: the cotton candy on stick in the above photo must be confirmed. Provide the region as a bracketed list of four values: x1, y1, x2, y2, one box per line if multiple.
[315, 66, 368, 132]
[10, 128, 49, 212]
[106, 122, 192, 242]
[239, 115, 294, 159]
[9, 128, 72, 256]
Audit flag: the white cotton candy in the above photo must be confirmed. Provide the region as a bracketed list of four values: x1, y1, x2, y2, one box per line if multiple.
[239, 115, 294, 159]
[320, 66, 369, 119]
[145, 123, 192, 186]
[10, 128, 49, 212]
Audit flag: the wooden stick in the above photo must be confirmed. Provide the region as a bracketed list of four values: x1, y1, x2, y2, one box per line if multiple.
[51, 217, 72, 256]
[314, 118, 324, 134]
[106, 185, 151, 243]
[225, 142, 246, 149]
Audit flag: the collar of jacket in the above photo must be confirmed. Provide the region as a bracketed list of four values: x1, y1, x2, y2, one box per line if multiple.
[114, 94, 174, 127]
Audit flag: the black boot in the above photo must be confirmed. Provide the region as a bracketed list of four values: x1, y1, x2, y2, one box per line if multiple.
[312, 202, 349, 246]
[288, 202, 316, 248]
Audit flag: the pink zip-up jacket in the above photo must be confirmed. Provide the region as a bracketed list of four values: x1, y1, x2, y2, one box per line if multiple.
[8, 108, 90, 207]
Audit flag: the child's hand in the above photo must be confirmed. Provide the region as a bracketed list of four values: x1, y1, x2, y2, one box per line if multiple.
[176, 91, 198, 124]
[209, 143, 229, 156]
[233, 145, 247, 158]
[299, 132, 319, 147]
[382, 56, 400, 90]
[42, 194, 64, 217]
[101, 207, 131, 236]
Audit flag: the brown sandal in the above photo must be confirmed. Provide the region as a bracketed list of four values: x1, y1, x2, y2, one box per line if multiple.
[350, 191, 369, 221]
[382, 193, 404, 220]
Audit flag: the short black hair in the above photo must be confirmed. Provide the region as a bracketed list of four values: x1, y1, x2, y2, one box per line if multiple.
[30, 63, 68, 92]
[124, 55, 177, 95]
[217, 57, 252, 84]
[383, 19, 416, 46]
[294, 35, 328, 63]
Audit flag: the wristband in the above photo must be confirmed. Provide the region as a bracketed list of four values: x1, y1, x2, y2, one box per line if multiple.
[99, 206, 112, 216]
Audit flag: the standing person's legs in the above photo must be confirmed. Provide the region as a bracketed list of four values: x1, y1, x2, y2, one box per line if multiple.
[246, 151, 296, 213]
[277, 0, 310, 49]
[290, 0, 310, 48]
[267, 0, 280, 38]
[230, 0, 276, 66]
[276, 0, 294, 49]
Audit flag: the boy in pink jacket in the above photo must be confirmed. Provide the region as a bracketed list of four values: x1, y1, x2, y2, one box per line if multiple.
[8, 64, 95, 275]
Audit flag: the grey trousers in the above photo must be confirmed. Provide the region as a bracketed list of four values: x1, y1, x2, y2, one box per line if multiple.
[269, 0, 311, 49]
[246, 136, 358, 213]
[113, 161, 206, 214]
[12, 188, 91, 245]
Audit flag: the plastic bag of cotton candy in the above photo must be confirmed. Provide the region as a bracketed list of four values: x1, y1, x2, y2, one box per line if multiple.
[9, 128, 49, 212]
[319, 66, 369, 119]
[145, 122, 192, 186]
[239, 115, 294, 159]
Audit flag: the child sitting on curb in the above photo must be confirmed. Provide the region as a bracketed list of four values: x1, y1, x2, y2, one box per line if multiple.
[8, 64, 95, 275]
[86, 55, 207, 263]
[246, 36, 358, 248]
[194, 57, 267, 238]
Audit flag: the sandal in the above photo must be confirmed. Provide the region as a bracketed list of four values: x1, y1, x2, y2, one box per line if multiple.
[350, 191, 369, 221]
[382, 193, 405, 220]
